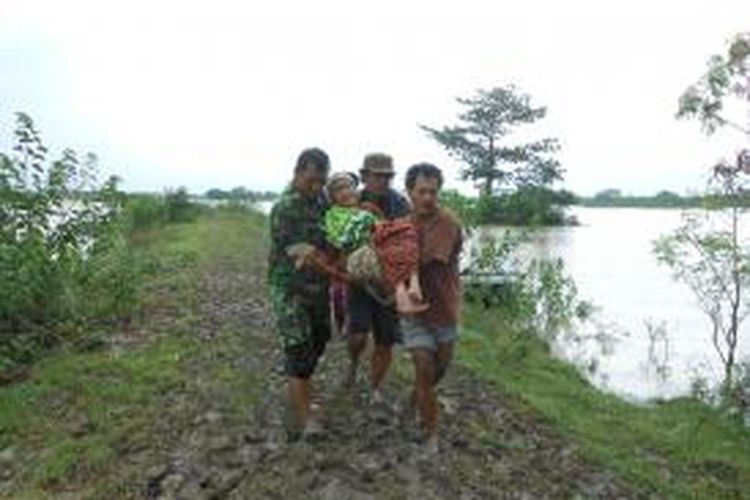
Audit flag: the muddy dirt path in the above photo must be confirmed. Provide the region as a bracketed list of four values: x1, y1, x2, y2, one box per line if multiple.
[135, 248, 648, 500]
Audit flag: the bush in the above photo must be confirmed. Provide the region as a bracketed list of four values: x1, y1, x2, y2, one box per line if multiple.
[440, 188, 575, 227]
[462, 228, 588, 341]
[477, 187, 574, 226]
[124, 189, 202, 233]
[165, 187, 199, 223]
[125, 194, 169, 231]
[439, 189, 480, 228]
[0, 113, 138, 370]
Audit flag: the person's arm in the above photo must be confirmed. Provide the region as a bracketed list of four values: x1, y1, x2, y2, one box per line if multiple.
[303, 249, 351, 283]
[280, 207, 349, 282]
[270, 201, 328, 291]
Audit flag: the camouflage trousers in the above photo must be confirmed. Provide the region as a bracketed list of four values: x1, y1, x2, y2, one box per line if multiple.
[269, 286, 330, 350]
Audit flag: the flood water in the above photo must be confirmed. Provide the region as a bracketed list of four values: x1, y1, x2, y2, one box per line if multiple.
[479, 207, 750, 401]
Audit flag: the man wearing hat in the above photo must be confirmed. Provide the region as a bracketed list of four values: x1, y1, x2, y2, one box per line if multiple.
[345, 153, 410, 403]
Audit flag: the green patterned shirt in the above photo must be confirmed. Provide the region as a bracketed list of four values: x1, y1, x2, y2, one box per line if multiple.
[323, 205, 377, 253]
[267, 185, 330, 301]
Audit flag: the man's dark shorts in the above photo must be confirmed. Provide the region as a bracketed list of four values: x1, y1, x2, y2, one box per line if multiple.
[347, 285, 401, 346]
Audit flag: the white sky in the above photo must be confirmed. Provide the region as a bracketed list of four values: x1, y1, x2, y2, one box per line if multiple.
[1, 0, 749, 196]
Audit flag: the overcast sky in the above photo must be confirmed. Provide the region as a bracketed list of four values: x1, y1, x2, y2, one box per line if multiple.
[1, 0, 749, 196]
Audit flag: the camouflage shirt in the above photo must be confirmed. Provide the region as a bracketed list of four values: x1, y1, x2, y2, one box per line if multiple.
[267, 185, 330, 301]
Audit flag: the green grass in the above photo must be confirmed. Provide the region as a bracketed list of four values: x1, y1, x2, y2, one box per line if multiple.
[6, 208, 750, 498]
[460, 306, 750, 498]
[131, 205, 267, 267]
[0, 335, 199, 492]
[0, 208, 268, 497]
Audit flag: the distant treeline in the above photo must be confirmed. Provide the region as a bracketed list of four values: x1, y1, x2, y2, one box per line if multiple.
[440, 187, 578, 227]
[577, 189, 750, 208]
[204, 187, 277, 202]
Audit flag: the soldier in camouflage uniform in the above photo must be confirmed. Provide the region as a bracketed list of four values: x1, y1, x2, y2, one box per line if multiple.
[268, 147, 331, 436]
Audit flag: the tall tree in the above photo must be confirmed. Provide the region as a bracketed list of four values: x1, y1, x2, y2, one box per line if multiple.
[655, 32, 750, 400]
[420, 85, 562, 195]
[677, 32, 750, 136]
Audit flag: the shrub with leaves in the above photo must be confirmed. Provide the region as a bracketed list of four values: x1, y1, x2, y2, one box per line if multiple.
[463, 227, 588, 341]
[658, 32, 750, 403]
[0, 113, 136, 370]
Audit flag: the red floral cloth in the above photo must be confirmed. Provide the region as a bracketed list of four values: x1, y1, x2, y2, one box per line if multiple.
[372, 219, 419, 288]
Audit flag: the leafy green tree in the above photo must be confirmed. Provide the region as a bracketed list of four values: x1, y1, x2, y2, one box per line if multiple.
[230, 186, 249, 200]
[655, 190, 681, 202]
[205, 188, 230, 199]
[593, 189, 622, 200]
[655, 156, 750, 398]
[164, 187, 196, 222]
[439, 189, 480, 229]
[677, 33, 750, 135]
[421, 85, 562, 196]
[655, 32, 750, 401]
